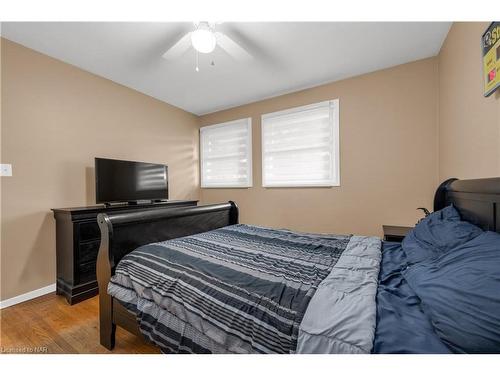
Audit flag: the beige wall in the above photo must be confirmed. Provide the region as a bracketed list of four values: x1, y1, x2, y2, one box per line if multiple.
[0, 39, 200, 300]
[0, 38, 3, 301]
[4, 22, 497, 301]
[438, 22, 500, 179]
[200, 58, 439, 237]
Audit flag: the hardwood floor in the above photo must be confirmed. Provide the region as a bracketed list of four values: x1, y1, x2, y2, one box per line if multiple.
[0, 293, 160, 354]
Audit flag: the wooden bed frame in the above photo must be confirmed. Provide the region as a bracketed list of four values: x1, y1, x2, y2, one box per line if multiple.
[96, 177, 500, 350]
[434, 177, 500, 232]
[96, 201, 239, 349]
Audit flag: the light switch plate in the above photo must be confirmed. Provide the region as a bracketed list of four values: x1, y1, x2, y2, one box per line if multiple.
[0, 164, 12, 176]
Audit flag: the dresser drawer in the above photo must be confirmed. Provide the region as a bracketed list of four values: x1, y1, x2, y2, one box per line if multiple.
[77, 221, 100, 241]
[79, 240, 100, 264]
[53, 200, 198, 304]
[78, 260, 97, 284]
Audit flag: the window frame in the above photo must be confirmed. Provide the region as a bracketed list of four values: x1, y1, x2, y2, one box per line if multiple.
[261, 99, 340, 188]
[200, 117, 253, 189]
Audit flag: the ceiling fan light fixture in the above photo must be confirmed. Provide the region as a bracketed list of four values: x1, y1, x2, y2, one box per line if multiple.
[191, 28, 216, 54]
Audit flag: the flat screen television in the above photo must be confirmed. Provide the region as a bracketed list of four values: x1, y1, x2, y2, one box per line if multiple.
[95, 158, 168, 204]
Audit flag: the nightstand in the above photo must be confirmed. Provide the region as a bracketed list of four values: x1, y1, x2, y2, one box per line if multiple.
[382, 225, 412, 243]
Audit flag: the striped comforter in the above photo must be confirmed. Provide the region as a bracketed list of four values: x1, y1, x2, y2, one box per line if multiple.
[108, 224, 367, 353]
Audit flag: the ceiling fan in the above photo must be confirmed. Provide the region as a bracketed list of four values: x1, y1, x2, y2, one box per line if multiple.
[162, 22, 252, 71]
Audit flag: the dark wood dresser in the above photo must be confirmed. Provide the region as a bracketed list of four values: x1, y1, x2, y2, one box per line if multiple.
[52, 200, 198, 304]
[382, 225, 412, 243]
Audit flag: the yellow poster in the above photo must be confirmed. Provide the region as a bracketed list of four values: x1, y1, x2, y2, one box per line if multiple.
[483, 22, 500, 97]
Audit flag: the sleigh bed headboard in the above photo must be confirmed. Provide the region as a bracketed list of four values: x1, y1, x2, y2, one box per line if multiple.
[434, 177, 500, 232]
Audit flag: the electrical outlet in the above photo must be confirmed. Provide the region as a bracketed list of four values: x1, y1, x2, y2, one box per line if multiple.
[0, 164, 13, 176]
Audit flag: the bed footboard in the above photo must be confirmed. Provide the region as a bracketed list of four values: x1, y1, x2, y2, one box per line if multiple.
[96, 201, 239, 349]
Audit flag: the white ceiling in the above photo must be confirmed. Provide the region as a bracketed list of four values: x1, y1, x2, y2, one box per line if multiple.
[1, 22, 451, 115]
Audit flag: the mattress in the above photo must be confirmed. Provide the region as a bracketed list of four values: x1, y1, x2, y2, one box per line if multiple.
[108, 224, 382, 353]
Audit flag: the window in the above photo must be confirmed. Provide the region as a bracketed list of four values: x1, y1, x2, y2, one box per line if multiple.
[200, 118, 252, 188]
[261, 100, 339, 187]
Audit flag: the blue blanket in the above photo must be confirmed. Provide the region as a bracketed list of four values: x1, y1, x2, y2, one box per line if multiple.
[373, 241, 451, 353]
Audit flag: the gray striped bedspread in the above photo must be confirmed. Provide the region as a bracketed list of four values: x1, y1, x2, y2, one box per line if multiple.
[108, 224, 381, 354]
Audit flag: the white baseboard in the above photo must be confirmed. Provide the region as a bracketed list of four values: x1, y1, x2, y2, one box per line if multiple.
[0, 283, 56, 309]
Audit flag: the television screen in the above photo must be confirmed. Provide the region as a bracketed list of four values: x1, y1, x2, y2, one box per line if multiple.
[95, 158, 168, 204]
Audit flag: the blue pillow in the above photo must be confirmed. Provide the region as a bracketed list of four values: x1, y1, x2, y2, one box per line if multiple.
[403, 231, 500, 353]
[432, 204, 462, 221]
[402, 205, 483, 264]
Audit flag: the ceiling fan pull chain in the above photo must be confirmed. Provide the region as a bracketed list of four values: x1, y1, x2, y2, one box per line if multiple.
[195, 51, 199, 72]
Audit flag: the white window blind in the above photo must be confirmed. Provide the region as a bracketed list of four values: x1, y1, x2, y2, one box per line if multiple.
[200, 118, 252, 188]
[261, 100, 339, 187]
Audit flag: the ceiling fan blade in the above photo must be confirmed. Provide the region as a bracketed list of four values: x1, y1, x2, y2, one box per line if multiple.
[162, 32, 192, 60]
[215, 32, 252, 61]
